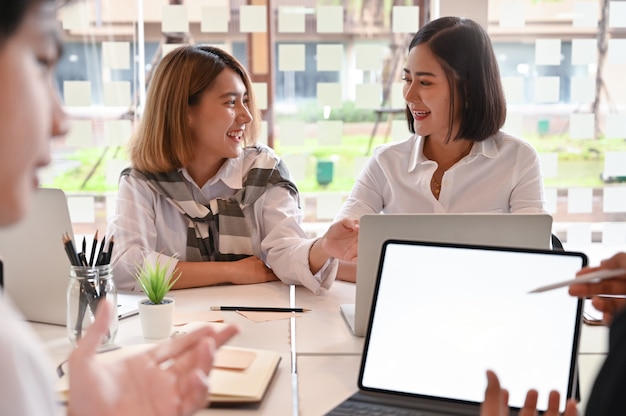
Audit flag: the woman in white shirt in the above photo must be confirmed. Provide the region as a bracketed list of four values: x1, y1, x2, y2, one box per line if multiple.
[336, 17, 546, 282]
[108, 46, 358, 294]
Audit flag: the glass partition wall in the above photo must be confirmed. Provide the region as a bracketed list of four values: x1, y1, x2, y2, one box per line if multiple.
[51, 0, 626, 264]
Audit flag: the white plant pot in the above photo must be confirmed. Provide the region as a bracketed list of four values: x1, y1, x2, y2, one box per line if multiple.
[138, 297, 175, 339]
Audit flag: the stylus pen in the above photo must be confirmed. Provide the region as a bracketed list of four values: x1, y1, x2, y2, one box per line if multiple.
[210, 306, 311, 312]
[528, 268, 626, 294]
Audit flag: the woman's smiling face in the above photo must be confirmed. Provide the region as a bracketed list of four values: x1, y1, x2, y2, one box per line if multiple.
[186, 68, 253, 173]
[402, 43, 461, 143]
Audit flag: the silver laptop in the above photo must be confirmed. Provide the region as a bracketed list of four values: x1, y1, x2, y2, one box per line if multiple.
[342, 213, 553, 337]
[0, 188, 140, 326]
[328, 240, 584, 415]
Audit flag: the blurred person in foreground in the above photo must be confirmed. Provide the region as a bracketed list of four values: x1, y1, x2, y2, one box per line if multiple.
[0, 1, 238, 414]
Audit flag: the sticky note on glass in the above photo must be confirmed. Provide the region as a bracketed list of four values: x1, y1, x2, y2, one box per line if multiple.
[567, 188, 593, 214]
[573, 1, 598, 28]
[201, 6, 229, 33]
[316, 44, 343, 71]
[571, 39, 596, 65]
[608, 39, 626, 64]
[603, 187, 626, 213]
[570, 76, 594, 103]
[252, 82, 268, 110]
[499, 0, 525, 28]
[609, 2, 626, 28]
[102, 42, 130, 70]
[355, 84, 381, 110]
[317, 121, 343, 146]
[535, 39, 561, 66]
[606, 114, 626, 139]
[533, 77, 560, 103]
[162, 5, 188, 32]
[278, 6, 306, 33]
[278, 44, 305, 71]
[569, 113, 594, 140]
[240, 5, 267, 33]
[317, 83, 342, 108]
[317, 6, 343, 33]
[355, 44, 383, 71]
[539, 152, 558, 179]
[103, 81, 131, 107]
[278, 121, 306, 146]
[64, 81, 91, 107]
[392, 6, 419, 33]
[501, 76, 525, 104]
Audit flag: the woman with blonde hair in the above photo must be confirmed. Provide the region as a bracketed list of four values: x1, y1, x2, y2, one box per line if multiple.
[108, 45, 358, 293]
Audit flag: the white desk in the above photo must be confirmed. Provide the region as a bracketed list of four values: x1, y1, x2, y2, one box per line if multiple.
[294, 281, 363, 355]
[34, 282, 295, 416]
[297, 355, 361, 416]
[171, 283, 293, 353]
[32, 280, 610, 416]
[297, 352, 609, 416]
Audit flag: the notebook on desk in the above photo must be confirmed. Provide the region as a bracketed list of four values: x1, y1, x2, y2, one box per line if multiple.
[328, 240, 585, 415]
[57, 322, 281, 405]
[341, 213, 554, 337]
[0, 187, 139, 326]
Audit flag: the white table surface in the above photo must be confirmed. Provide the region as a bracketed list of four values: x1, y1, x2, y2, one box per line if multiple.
[294, 281, 364, 355]
[297, 355, 361, 416]
[297, 352, 608, 416]
[31, 279, 610, 416]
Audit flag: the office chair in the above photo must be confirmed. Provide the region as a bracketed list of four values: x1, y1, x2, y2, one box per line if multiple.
[551, 234, 564, 251]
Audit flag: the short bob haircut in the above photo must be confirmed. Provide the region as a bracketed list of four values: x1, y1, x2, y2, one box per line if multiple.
[405, 16, 506, 143]
[129, 45, 261, 173]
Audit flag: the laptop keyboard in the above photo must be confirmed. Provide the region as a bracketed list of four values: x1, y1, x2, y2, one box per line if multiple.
[326, 400, 436, 416]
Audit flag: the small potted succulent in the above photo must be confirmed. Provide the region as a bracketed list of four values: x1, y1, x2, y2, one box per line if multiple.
[133, 255, 180, 339]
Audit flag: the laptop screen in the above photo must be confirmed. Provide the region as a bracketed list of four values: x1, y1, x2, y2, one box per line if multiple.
[360, 240, 585, 412]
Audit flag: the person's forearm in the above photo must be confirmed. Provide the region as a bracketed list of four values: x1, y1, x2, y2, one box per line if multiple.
[308, 238, 332, 275]
[172, 261, 237, 289]
[336, 260, 356, 283]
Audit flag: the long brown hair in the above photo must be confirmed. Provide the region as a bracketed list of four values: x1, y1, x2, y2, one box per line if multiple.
[129, 45, 261, 173]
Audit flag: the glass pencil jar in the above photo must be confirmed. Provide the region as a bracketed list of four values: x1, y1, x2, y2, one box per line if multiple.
[67, 265, 118, 347]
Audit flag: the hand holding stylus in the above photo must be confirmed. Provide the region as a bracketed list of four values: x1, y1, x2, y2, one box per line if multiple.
[568, 253, 626, 325]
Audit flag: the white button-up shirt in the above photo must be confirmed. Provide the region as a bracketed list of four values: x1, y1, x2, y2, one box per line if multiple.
[337, 131, 546, 219]
[107, 147, 337, 294]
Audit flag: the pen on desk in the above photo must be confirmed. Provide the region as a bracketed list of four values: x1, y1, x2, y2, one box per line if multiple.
[210, 306, 311, 313]
[528, 268, 626, 294]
